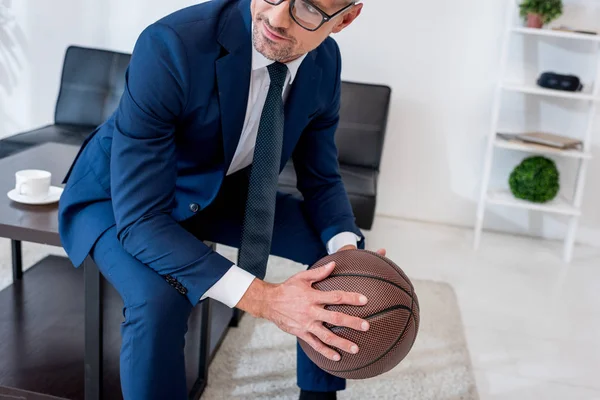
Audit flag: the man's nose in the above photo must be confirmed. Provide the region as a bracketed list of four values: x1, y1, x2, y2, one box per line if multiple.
[267, 0, 292, 29]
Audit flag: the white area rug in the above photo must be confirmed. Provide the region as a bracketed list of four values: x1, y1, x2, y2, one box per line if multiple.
[0, 242, 477, 399]
[204, 246, 479, 400]
[0, 240, 477, 399]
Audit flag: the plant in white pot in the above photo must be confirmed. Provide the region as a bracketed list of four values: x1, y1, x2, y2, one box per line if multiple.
[519, 0, 563, 29]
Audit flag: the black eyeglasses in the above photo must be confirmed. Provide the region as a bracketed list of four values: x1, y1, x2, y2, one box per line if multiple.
[263, 0, 356, 32]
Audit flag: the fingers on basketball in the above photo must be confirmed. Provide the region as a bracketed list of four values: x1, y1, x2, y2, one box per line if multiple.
[302, 261, 335, 283]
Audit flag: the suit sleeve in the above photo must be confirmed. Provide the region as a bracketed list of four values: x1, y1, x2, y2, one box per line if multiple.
[291, 42, 364, 247]
[110, 22, 234, 305]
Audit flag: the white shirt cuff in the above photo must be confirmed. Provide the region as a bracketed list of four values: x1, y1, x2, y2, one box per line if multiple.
[200, 265, 256, 308]
[326, 231, 361, 254]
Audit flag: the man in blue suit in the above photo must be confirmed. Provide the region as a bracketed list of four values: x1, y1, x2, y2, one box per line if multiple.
[59, 0, 385, 399]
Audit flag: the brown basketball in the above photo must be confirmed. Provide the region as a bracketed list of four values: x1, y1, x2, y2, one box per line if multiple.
[299, 249, 420, 380]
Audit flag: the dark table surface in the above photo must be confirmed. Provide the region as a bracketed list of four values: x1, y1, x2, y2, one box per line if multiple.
[0, 143, 80, 246]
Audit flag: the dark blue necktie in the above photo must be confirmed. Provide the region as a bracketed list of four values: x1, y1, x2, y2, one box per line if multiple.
[238, 62, 289, 280]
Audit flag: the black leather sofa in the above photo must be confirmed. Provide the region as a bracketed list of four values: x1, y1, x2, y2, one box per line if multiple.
[0, 46, 130, 156]
[0, 46, 391, 230]
[278, 81, 391, 229]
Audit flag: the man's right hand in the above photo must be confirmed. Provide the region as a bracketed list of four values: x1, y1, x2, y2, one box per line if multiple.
[236, 261, 370, 361]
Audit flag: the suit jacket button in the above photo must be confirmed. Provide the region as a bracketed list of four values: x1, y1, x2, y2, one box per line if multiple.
[189, 203, 200, 213]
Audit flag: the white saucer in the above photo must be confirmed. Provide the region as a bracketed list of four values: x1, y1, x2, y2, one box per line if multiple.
[7, 186, 64, 205]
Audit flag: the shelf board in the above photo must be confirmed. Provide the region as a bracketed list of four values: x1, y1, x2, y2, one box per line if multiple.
[512, 27, 600, 43]
[494, 136, 592, 159]
[502, 82, 599, 101]
[486, 189, 580, 216]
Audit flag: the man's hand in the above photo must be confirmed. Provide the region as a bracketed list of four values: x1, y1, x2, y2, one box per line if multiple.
[235, 245, 388, 361]
[338, 244, 387, 257]
[237, 262, 370, 361]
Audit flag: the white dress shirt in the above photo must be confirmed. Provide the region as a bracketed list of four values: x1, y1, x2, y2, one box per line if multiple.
[200, 45, 360, 308]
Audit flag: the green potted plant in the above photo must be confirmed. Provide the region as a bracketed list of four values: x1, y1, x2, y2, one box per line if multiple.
[519, 0, 563, 29]
[509, 156, 560, 203]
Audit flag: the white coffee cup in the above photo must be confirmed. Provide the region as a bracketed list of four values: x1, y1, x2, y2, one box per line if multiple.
[15, 169, 52, 199]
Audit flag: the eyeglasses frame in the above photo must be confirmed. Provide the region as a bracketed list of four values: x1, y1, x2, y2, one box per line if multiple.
[263, 0, 357, 32]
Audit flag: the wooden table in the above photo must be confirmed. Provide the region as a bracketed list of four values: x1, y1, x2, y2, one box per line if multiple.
[0, 143, 233, 399]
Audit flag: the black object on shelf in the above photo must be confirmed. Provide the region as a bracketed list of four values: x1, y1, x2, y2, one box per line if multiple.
[537, 72, 583, 92]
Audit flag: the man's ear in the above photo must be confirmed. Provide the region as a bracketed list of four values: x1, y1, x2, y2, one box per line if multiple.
[331, 3, 363, 34]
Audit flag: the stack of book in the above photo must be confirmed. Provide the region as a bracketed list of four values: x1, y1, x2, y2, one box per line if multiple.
[497, 132, 583, 150]
[551, 25, 598, 36]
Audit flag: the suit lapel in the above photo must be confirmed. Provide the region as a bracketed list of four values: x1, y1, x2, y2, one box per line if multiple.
[216, 0, 253, 169]
[280, 52, 322, 170]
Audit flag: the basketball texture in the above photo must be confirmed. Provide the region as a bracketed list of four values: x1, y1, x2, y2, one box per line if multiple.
[299, 249, 420, 380]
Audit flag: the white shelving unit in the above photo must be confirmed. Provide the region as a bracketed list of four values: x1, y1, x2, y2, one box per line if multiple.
[474, 1, 600, 262]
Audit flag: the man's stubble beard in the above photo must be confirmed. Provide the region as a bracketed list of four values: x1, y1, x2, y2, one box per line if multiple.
[252, 16, 298, 62]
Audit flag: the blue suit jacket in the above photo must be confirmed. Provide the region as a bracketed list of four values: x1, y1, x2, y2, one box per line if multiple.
[58, 0, 363, 305]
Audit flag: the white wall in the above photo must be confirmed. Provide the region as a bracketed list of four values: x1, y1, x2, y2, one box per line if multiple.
[1, 0, 600, 247]
[0, 0, 201, 135]
[333, 0, 600, 247]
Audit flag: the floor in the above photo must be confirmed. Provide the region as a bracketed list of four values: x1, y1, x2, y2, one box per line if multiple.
[1, 216, 599, 400]
[365, 217, 600, 400]
[204, 247, 478, 400]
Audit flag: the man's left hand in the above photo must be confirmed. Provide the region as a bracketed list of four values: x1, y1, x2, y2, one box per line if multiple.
[338, 245, 386, 257]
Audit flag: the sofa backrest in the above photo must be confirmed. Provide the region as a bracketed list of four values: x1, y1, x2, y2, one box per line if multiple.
[53, 46, 392, 171]
[54, 46, 131, 127]
[336, 81, 391, 170]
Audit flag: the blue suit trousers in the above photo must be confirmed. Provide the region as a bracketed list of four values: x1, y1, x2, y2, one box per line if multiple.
[89, 170, 354, 399]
